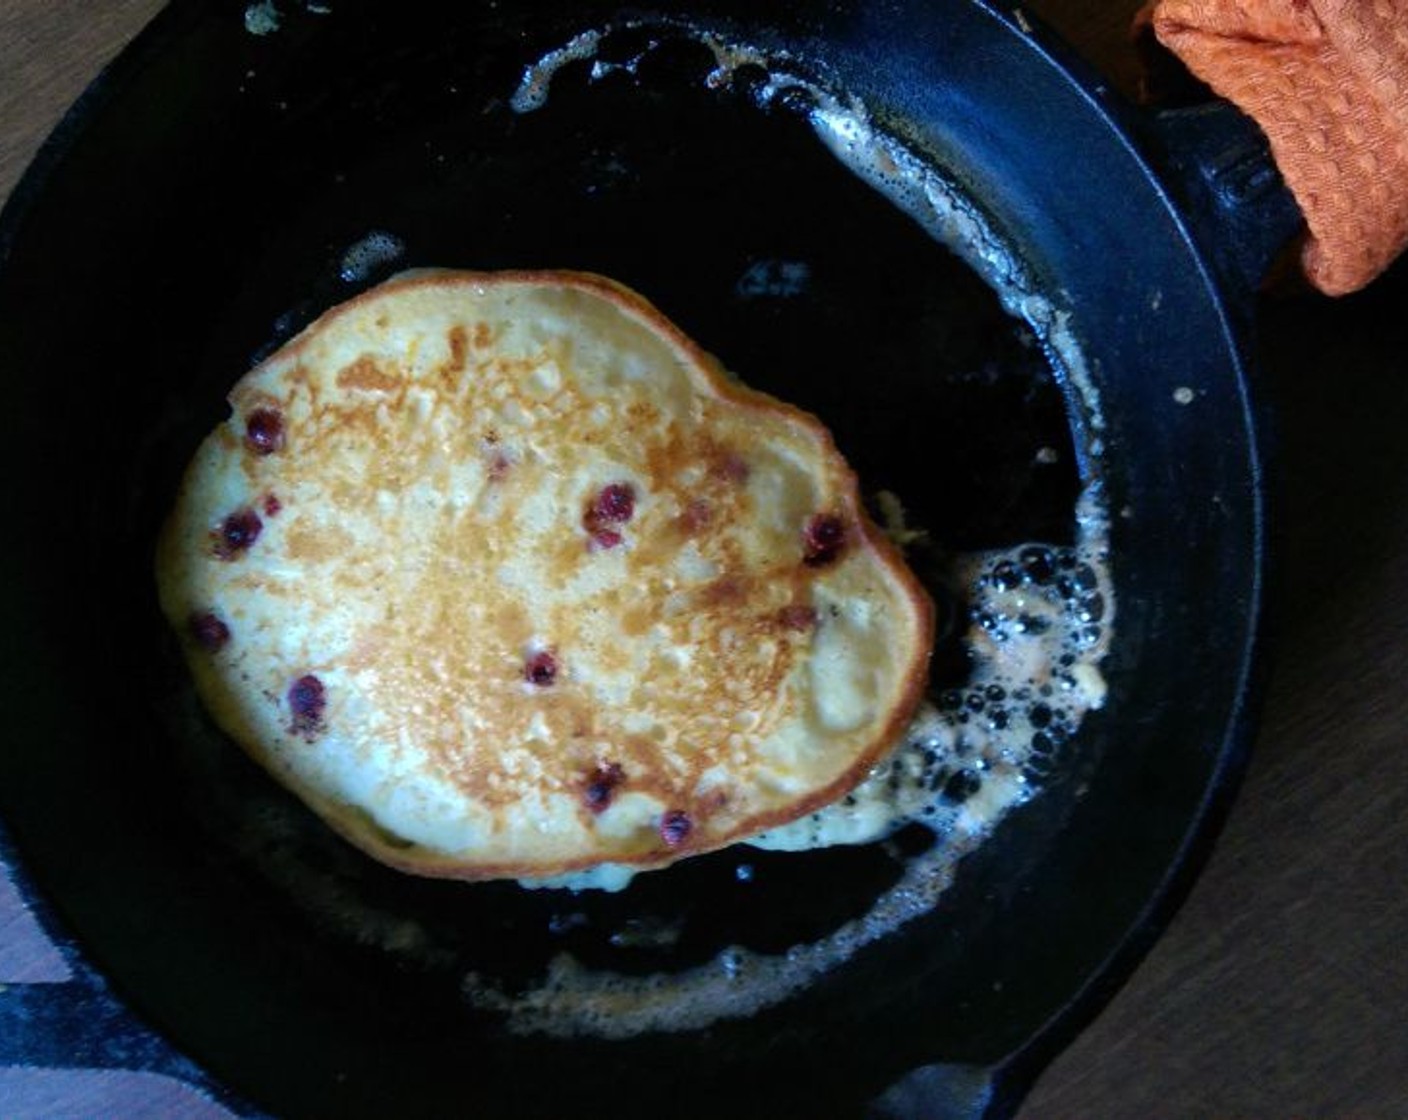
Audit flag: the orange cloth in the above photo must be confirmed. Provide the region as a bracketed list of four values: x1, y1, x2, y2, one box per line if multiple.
[1141, 0, 1408, 294]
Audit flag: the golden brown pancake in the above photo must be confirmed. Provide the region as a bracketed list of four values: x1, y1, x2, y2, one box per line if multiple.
[156, 270, 933, 880]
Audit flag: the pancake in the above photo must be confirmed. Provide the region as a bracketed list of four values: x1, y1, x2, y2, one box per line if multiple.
[155, 270, 933, 880]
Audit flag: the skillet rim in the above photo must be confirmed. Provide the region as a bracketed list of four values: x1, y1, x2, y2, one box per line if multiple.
[0, 1, 1270, 1116]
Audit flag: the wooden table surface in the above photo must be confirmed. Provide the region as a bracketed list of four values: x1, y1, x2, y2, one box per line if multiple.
[3, 2, 1405, 1117]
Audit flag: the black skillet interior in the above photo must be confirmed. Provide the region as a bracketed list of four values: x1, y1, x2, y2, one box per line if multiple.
[0, 1, 1265, 1116]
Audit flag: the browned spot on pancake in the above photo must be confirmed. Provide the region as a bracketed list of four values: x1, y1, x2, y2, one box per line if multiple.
[623, 400, 662, 432]
[491, 355, 538, 380]
[493, 601, 531, 646]
[642, 421, 690, 483]
[337, 354, 400, 392]
[596, 640, 630, 675]
[620, 603, 655, 638]
[462, 765, 522, 810]
[284, 522, 355, 562]
[712, 448, 750, 484]
[546, 526, 590, 583]
[326, 476, 366, 509]
[699, 575, 749, 608]
[777, 603, 818, 631]
[679, 498, 712, 534]
[473, 321, 492, 349]
[313, 396, 376, 434]
[446, 325, 469, 372]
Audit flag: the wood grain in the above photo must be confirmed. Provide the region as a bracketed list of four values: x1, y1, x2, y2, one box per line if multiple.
[2, 2, 1406, 1117]
[0, 0, 165, 207]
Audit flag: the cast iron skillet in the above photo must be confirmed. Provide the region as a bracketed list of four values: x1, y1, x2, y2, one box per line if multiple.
[0, 0, 1303, 1116]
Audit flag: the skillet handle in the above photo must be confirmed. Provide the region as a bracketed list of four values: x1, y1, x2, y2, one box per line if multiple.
[1146, 101, 1305, 299]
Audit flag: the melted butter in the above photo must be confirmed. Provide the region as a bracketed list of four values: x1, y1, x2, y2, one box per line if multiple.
[510, 30, 604, 113]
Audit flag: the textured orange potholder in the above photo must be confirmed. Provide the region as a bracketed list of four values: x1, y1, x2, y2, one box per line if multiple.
[1140, 0, 1408, 295]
